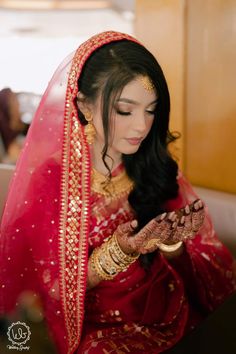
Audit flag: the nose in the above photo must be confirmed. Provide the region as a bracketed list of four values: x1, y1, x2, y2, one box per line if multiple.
[133, 113, 147, 134]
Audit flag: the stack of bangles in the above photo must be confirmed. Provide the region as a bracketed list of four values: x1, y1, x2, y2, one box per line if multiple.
[90, 233, 139, 281]
[90, 234, 183, 281]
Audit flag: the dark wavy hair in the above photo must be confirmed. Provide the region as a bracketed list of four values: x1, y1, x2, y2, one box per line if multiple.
[76, 40, 179, 267]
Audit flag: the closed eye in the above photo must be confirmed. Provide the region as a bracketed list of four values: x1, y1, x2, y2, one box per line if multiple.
[146, 110, 155, 115]
[116, 110, 132, 116]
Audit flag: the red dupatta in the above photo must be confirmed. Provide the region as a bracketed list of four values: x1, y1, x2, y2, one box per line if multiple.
[1, 30, 235, 354]
[0, 31, 139, 354]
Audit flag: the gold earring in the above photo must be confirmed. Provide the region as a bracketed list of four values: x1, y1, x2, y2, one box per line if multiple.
[84, 110, 96, 145]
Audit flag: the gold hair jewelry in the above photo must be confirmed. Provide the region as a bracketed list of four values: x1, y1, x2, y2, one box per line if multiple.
[84, 110, 96, 145]
[139, 76, 155, 91]
[158, 241, 183, 253]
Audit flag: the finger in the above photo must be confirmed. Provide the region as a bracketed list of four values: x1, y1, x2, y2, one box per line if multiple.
[116, 220, 137, 235]
[194, 199, 204, 211]
[155, 212, 167, 222]
[137, 218, 159, 239]
[151, 216, 179, 243]
[167, 211, 178, 221]
[184, 204, 190, 215]
[171, 216, 186, 242]
[190, 199, 204, 212]
[192, 208, 205, 232]
[176, 212, 193, 241]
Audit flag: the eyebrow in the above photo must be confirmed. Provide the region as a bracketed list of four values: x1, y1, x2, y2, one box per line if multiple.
[116, 98, 158, 105]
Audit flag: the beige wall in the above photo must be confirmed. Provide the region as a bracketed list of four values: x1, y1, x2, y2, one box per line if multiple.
[185, 0, 236, 193]
[135, 0, 186, 168]
[135, 0, 236, 193]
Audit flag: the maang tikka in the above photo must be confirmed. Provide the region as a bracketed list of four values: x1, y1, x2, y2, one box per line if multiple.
[84, 110, 96, 145]
[139, 76, 155, 91]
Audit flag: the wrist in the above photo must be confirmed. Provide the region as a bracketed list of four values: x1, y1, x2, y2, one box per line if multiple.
[90, 233, 139, 281]
[159, 241, 184, 259]
[115, 233, 137, 256]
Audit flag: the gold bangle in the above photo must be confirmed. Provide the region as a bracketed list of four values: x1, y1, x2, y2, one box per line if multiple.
[158, 241, 183, 253]
[99, 243, 123, 275]
[90, 248, 114, 281]
[111, 233, 139, 264]
[90, 233, 140, 281]
[91, 246, 118, 280]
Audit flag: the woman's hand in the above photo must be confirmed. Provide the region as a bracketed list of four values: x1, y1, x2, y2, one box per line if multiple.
[170, 199, 205, 243]
[116, 199, 205, 255]
[115, 211, 177, 255]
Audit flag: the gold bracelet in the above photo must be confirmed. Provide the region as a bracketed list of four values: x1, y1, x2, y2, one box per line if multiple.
[90, 233, 140, 281]
[90, 247, 115, 280]
[99, 242, 123, 275]
[110, 233, 139, 264]
[158, 241, 183, 253]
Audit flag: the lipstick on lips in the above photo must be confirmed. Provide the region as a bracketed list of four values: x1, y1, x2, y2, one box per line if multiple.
[125, 137, 143, 145]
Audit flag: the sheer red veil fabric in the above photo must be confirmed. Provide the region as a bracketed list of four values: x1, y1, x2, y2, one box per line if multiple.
[0, 31, 235, 354]
[0, 31, 138, 354]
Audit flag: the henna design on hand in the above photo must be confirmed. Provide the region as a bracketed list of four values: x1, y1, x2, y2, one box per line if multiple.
[115, 199, 205, 256]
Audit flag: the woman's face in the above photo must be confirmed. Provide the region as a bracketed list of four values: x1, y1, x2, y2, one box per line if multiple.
[91, 76, 158, 162]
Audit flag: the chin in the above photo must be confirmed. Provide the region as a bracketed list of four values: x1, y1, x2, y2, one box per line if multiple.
[121, 145, 140, 155]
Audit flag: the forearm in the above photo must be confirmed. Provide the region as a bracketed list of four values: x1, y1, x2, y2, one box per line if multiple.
[86, 255, 102, 290]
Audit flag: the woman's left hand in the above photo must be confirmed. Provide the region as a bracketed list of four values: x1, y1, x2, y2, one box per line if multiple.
[165, 199, 205, 244]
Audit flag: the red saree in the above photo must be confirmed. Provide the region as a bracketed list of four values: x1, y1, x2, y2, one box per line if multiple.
[0, 31, 235, 354]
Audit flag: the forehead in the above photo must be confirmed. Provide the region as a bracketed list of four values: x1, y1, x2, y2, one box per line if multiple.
[119, 76, 157, 103]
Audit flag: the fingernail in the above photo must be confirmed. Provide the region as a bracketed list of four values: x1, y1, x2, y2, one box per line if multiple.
[185, 205, 190, 214]
[131, 220, 138, 229]
[180, 216, 185, 224]
[168, 211, 176, 220]
[160, 212, 167, 220]
[172, 221, 178, 229]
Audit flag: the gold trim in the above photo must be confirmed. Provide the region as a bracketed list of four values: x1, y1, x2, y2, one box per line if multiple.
[91, 168, 133, 198]
[58, 31, 140, 354]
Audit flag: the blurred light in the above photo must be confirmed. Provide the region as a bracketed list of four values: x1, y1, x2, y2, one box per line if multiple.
[122, 11, 134, 21]
[0, 0, 112, 10]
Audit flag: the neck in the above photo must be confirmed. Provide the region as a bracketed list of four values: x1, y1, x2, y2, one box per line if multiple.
[91, 139, 122, 175]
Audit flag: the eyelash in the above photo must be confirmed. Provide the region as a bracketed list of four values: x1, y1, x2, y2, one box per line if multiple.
[116, 110, 131, 116]
[116, 109, 156, 116]
[146, 110, 156, 115]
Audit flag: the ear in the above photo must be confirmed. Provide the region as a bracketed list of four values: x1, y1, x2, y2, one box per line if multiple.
[76, 91, 90, 115]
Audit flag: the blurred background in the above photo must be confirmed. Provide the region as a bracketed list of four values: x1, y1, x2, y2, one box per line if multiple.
[0, 0, 236, 352]
[0, 0, 235, 189]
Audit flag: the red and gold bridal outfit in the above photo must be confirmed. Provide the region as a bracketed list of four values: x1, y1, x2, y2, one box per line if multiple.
[0, 31, 235, 354]
[77, 164, 235, 353]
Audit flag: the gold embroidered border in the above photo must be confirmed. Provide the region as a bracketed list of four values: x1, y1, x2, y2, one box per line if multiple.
[58, 31, 139, 354]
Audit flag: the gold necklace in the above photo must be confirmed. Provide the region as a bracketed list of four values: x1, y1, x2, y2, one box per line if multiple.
[91, 167, 134, 198]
